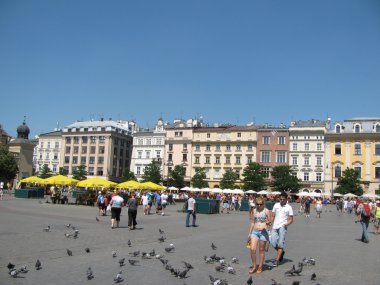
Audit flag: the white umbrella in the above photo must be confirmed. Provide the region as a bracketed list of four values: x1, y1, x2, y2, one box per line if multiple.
[200, 187, 211, 192]
[257, 190, 269, 195]
[333, 193, 343, 197]
[233, 189, 244, 195]
[180, 186, 192, 191]
[190, 187, 201, 192]
[245, 190, 256, 194]
[222, 189, 234, 194]
[168, 186, 178, 191]
[270, 191, 281, 195]
[211, 188, 222, 193]
[310, 192, 321, 197]
[297, 192, 310, 197]
[343, 193, 357, 198]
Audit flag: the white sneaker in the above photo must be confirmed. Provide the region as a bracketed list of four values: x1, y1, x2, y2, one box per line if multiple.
[162, 213, 164, 216]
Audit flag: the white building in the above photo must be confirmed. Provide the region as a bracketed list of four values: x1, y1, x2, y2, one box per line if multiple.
[289, 119, 330, 194]
[34, 130, 62, 175]
[130, 118, 166, 180]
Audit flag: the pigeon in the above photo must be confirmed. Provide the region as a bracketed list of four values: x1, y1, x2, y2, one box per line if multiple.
[155, 254, 164, 259]
[247, 276, 253, 285]
[129, 251, 140, 257]
[165, 246, 175, 253]
[293, 263, 303, 275]
[7, 263, 15, 272]
[67, 249, 73, 256]
[119, 258, 125, 266]
[219, 259, 226, 265]
[204, 256, 214, 263]
[160, 258, 169, 265]
[71, 226, 76, 230]
[231, 257, 239, 264]
[19, 265, 28, 273]
[182, 261, 193, 269]
[271, 279, 282, 285]
[114, 271, 124, 283]
[178, 268, 190, 279]
[292, 282, 300, 285]
[66, 223, 71, 228]
[285, 265, 296, 276]
[96, 217, 99, 222]
[149, 249, 156, 256]
[159, 228, 165, 234]
[87, 267, 94, 280]
[128, 259, 139, 266]
[35, 259, 42, 270]
[85, 248, 90, 253]
[158, 236, 166, 243]
[127, 240, 132, 247]
[73, 230, 79, 239]
[302, 257, 316, 266]
[112, 251, 117, 258]
[165, 264, 173, 271]
[311, 273, 317, 280]
[65, 233, 72, 238]
[215, 265, 225, 272]
[227, 265, 235, 274]
[141, 252, 152, 259]
[43, 226, 51, 232]
[9, 269, 19, 278]
[211, 242, 217, 250]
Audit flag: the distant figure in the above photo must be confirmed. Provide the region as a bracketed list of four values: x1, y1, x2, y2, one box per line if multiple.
[161, 191, 168, 216]
[110, 191, 125, 229]
[373, 200, 380, 235]
[141, 192, 149, 215]
[356, 197, 371, 243]
[127, 194, 138, 230]
[185, 192, 197, 227]
[315, 198, 323, 218]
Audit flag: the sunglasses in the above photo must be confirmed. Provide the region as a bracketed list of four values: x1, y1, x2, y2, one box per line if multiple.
[256, 203, 263, 206]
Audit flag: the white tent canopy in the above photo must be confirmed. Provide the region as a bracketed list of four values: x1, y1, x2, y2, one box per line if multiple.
[297, 192, 310, 197]
[168, 186, 179, 191]
[245, 190, 256, 194]
[180, 186, 192, 191]
[343, 193, 357, 198]
[257, 190, 269, 195]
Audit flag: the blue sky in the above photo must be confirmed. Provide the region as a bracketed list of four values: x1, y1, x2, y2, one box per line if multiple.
[1, 0, 379, 138]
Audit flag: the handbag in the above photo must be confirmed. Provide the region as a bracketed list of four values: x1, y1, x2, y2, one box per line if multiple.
[106, 204, 111, 211]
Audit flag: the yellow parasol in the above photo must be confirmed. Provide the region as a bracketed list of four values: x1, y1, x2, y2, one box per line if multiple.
[19, 176, 45, 184]
[117, 180, 142, 189]
[76, 177, 117, 188]
[140, 181, 166, 191]
[42, 175, 78, 186]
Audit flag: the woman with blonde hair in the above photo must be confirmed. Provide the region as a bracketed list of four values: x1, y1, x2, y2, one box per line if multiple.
[247, 196, 272, 274]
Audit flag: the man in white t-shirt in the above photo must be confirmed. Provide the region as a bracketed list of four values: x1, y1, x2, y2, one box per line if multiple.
[186, 193, 198, 227]
[270, 192, 293, 267]
[161, 191, 168, 216]
[141, 192, 149, 215]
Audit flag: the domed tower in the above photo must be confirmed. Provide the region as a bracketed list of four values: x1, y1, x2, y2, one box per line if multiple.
[17, 116, 30, 139]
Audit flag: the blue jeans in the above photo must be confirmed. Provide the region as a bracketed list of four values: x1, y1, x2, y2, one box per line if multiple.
[361, 220, 369, 242]
[270, 227, 287, 249]
[186, 210, 196, 226]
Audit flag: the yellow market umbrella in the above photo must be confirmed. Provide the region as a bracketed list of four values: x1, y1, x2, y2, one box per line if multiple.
[20, 176, 45, 184]
[42, 175, 78, 186]
[140, 181, 166, 191]
[117, 180, 142, 189]
[77, 177, 117, 188]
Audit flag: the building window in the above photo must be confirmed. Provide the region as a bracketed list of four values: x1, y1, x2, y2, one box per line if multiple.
[247, 156, 252, 164]
[88, 167, 94, 175]
[375, 144, 380, 155]
[215, 156, 220, 164]
[262, 167, 270, 178]
[99, 136, 105, 143]
[47, 142, 50, 149]
[277, 151, 286, 163]
[145, 151, 150, 159]
[65, 156, 70, 163]
[354, 144, 361, 155]
[205, 157, 210, 164]
[206, 145, 211, 151]
[82, 136, 88, 143]
[236, 144, 241, 151]
[89, 157, 95, 164]
[292, 156, 298, 165]
[263, 136, 270, 144]
[156, 151, 161, 159]
[216, 144, 221, 151]
[354, 166, 361, 178]
[98, 157, 104, 164]
[304, 172, 309, 181]
[304, 157, 310, 166]
[73, 146, 79, 154]
[376, 124, 380, 133]
[236, 156, 241, 164]
[375, 167, 380, 178]
[97, 168, 103, 176]
[65, 137, 71, 144]
[261, 151, 271, 163]
[316, 172, 322, 182]
[53, 153, 58, 160]
[169, 144, 173, 151]
[45, 153, 49, 160]
[90, 136, 96, 143]
[247, 144, 253, 151]
[146, 138, 151, 145]
[305, 143, 310, 151]
[195, 157, 200, 164]
[237, 132, 241, 138]
[214, 169, 220, 179]
[278, 136, 286, 145]
[207, 133, 210, 138]
[183, 154, 187, 161]
[183, 143, 187, 151]
[65, 146, 71, 154]
[292, 143, 297, 151]
[73, 136, 79, 144]
[175, 131, 183, 137]
[226, 145, 231, 151]
[82, 146, 87, 154]
[195, 144, 200, 151]
[335, 144, 342, 155]
[136, 167, 140, 175]
[336, 125, 341, 133]
[81, 157, 86, 164]
[317, 143, 322, 151]
[225, 156, 231, 164]
[72, 156, 78, 164]
[138, 139, 143, 145]
[317, 157, 322, 166]
[168, 153, 172, 161]
[334, 165, 341, 178]
[354, 125, 360, 133]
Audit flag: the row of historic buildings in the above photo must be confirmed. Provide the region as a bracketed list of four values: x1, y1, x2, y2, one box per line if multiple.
[1, 116, 380, 195]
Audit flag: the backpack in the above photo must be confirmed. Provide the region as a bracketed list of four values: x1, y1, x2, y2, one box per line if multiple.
[97, 195, 104, 204]
[362, 204, 371, 218]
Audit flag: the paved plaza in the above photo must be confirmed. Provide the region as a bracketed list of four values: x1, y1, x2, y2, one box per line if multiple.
[0, 196, 379, 285]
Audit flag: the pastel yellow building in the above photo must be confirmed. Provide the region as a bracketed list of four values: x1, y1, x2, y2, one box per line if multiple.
[325, 118, 380, 196]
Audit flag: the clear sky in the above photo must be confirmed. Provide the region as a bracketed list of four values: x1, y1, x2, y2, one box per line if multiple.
[1, 0, 379, 138]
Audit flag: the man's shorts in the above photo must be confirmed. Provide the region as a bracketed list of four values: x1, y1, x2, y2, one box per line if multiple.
[98, 203, 104, 209]
[251, 229, 269, 242]
[223, 203, 229, 208]
[270, 227, 287, 249]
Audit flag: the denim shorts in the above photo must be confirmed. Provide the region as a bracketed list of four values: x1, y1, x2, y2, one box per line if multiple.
[251, 229, 269, 242]
[270, 227, 287, 249]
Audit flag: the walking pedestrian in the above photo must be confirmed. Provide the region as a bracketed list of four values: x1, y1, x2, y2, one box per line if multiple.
[373, 200, 380, 235]
[127, 194, 138, 230]
[185, 193, 197, 227]
[110, 191, 125, 229]
[97, 191, 105, 216]
[141, 192, 149, 215]
[315, 197, 323, 218]
[161, 191, 168, 216]
[248, 196, 272, 274]
[270, 192, 293, 267]
[356, 197, 371, 243]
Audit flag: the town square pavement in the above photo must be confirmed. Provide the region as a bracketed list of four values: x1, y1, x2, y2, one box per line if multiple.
[0, 196, 379, 285]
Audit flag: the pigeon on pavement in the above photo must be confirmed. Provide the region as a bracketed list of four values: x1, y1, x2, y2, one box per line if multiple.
[211, 243, 217, 250]
[231, 257, 239, 264]
[311, 273, 317, 280]
[85, 248, 90, 253]
[87, 267, 94, 280]
[227, 265, 235, 274]
[160, 258, 169, 265]
[119, 258, 125, 266]
[43, 226, 51, 232]
[96, 217, 99, 222]
[247, 276, 253, 285]
[127, 240, 132, 247]
[285, 265, 296, 276]
[158, 236, 166, 243]
[128, 259, 139, 266]
[182, 261, 193, 269]
[19, 265, 28, 273]
[114, 271, 124, 283]
[178, 268, 189, 279]
[67, 249, 73, 256]
[129, 251, 140, 257]
[7, 263, 15, 272]
[293, 263, 303, 275]
[66, 223, 71, 228]
[35, 259, 42, 270]
[159, 228, 165, 234]
[112, 251, 117, 258]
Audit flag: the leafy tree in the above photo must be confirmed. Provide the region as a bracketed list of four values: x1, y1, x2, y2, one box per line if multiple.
[141, 160, 162, 184]
[334, 167, 363, 196]
[242, 162, 267, 191]
[121, 168, 137, 182]
[271, 165, 302, 193]
[191, 168, 209, 189]
[0, 145, 18, 182]
[220, 169, 239, 189]
[38, 164, 52, 179]
[72, 165, 87, 181]
[168, 165, 186, 189]
[59, 167, 68, 176]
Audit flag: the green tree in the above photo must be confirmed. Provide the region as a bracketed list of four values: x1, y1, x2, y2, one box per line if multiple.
[59, 167, 68, 176]
[0, 145, 18, 182]
[38, 164, 52, 179]
[141, 160, 162, 184]
[72, 165, 87, 181]
[191, 168, 209, 189]
[271, 165, 302, 193]
[220, 169, 239, 189]
[120, 168, 137, 182]
[334, 167, 363, 196]
[242, 162, 267, 191]
[167, 165, 186, 189]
